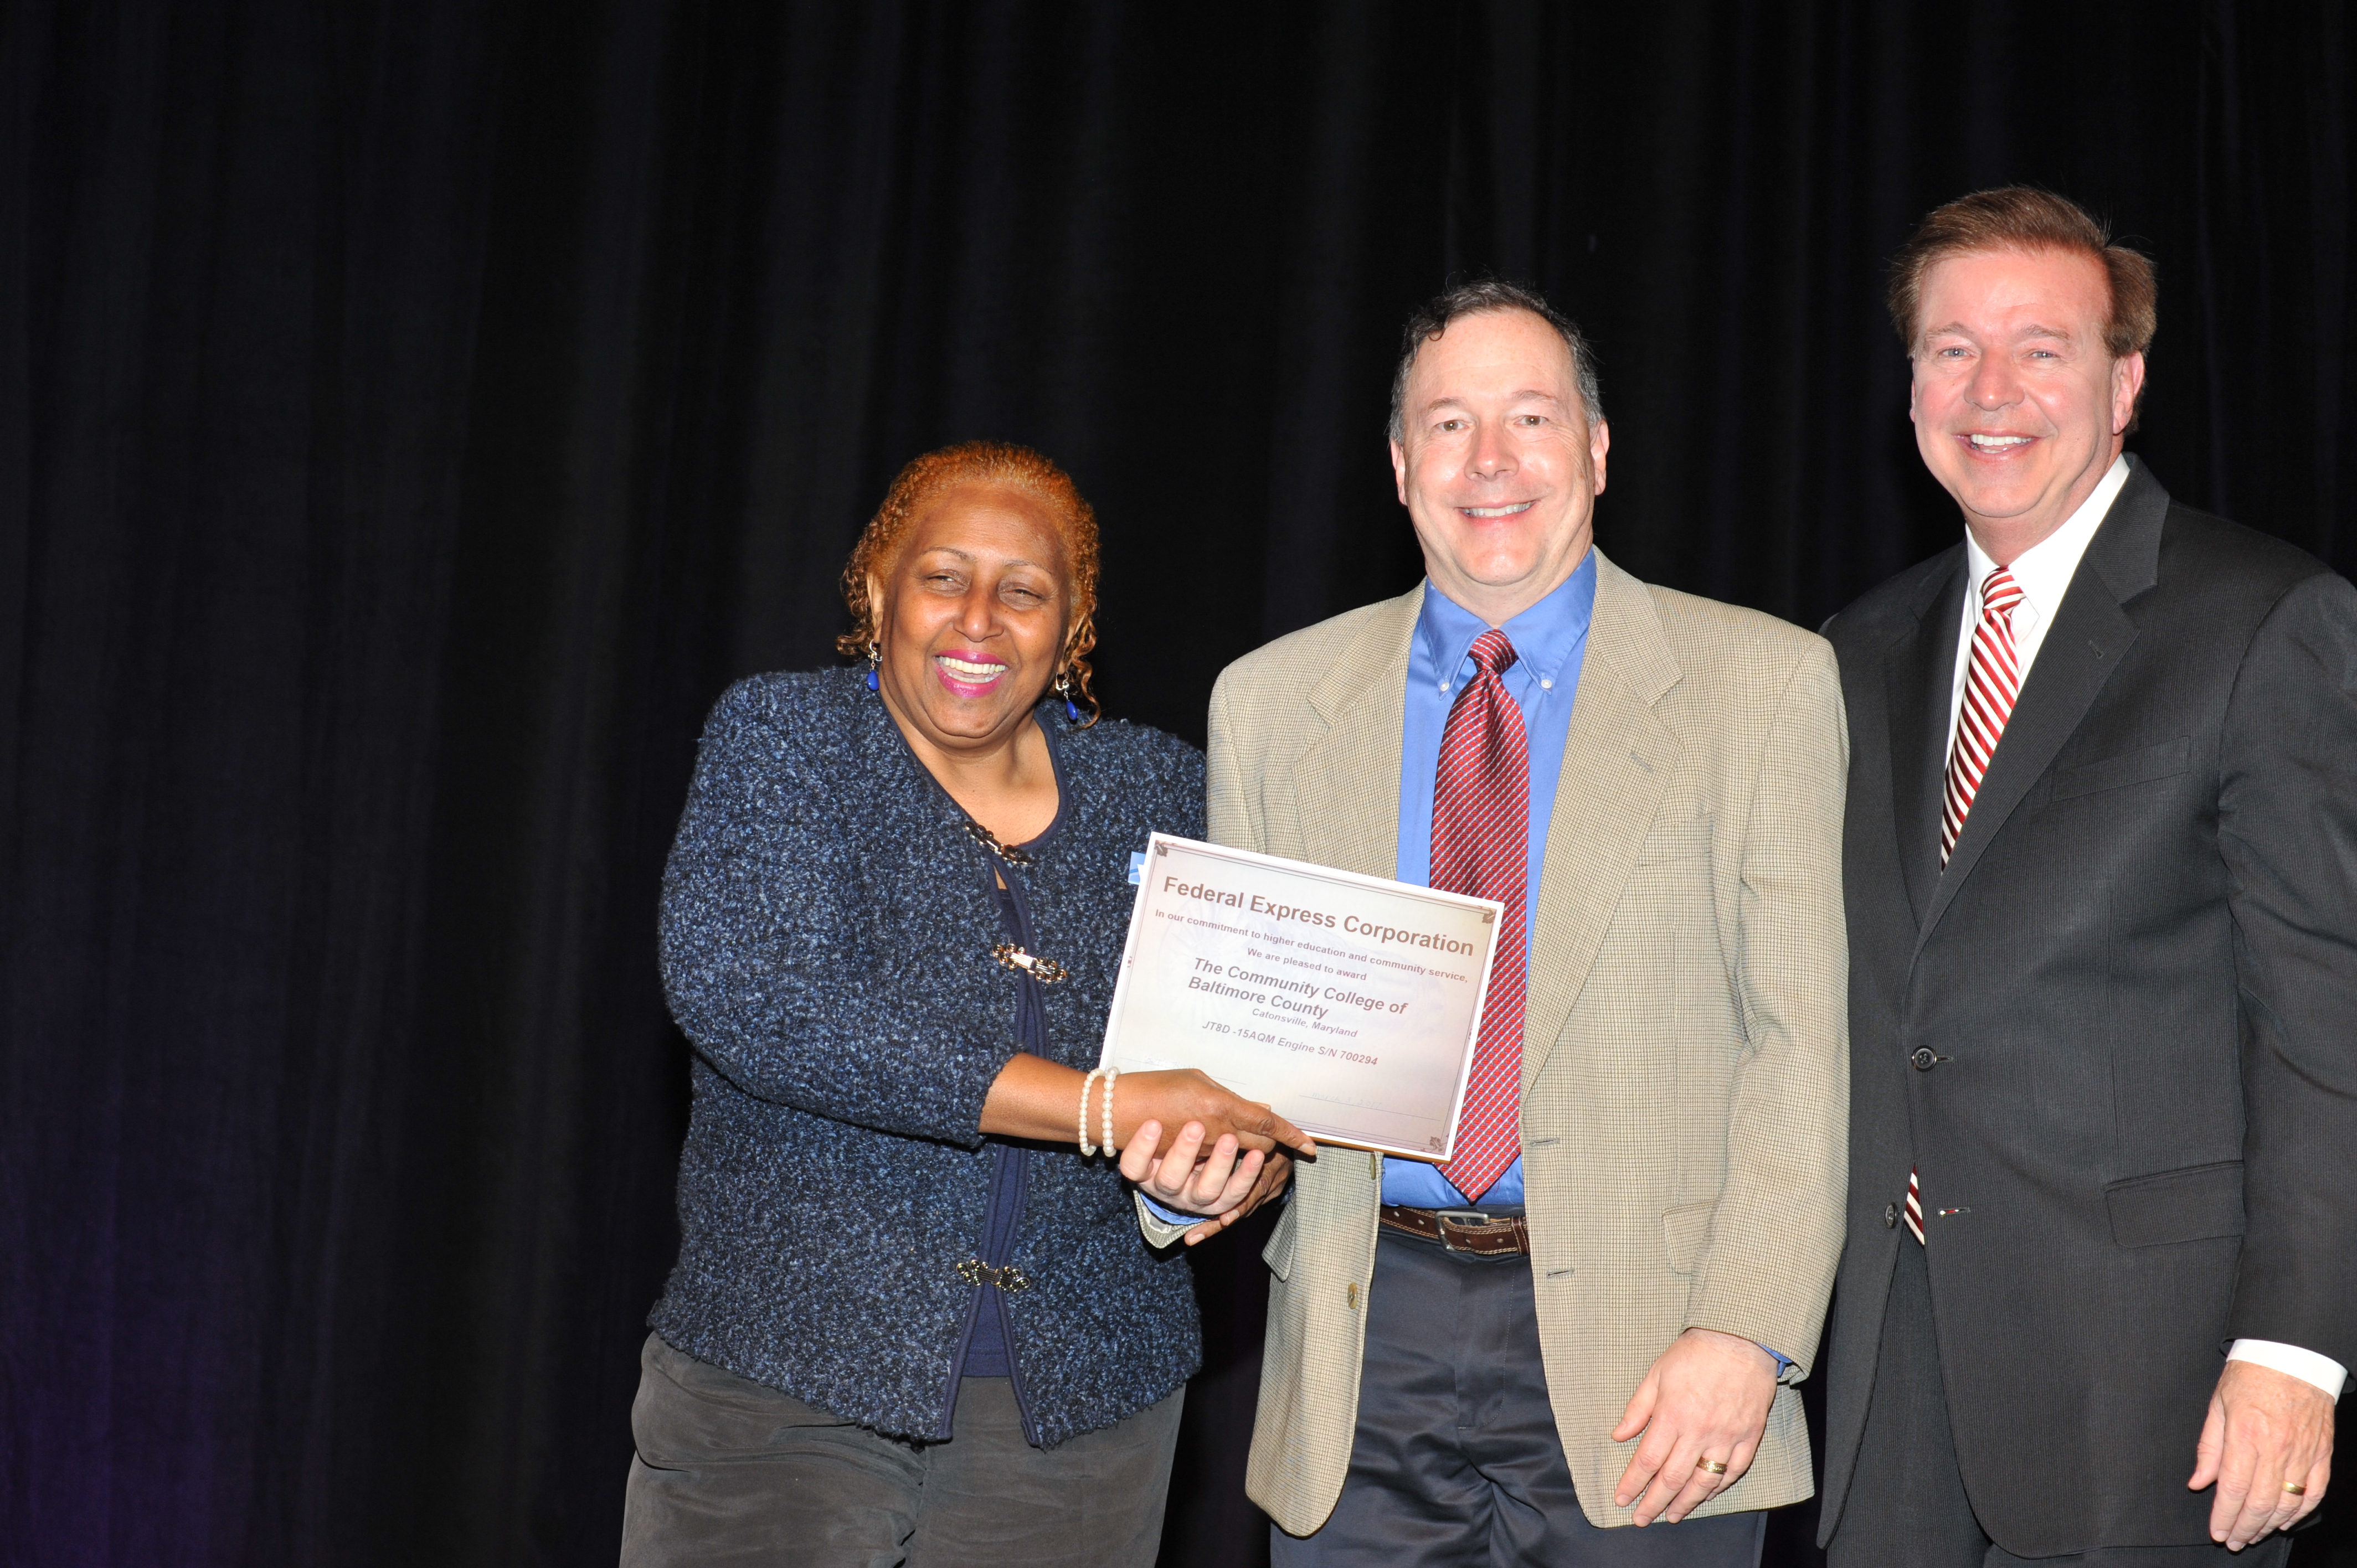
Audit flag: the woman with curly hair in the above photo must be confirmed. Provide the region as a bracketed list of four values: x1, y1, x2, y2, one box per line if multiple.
[621, 441, 1307, 1566]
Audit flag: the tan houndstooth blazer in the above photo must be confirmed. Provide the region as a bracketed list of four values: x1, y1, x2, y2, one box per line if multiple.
[1187, 550, 1849, 1534]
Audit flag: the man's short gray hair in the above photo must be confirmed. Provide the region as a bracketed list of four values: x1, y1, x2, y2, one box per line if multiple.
[1386, 280, 1605, 446]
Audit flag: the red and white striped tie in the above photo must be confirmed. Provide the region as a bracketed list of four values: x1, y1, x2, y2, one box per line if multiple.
[1908, 565, 2025, 1243]
[1940, 565, 2025, 865]
[1433, 631, 1529, 1203]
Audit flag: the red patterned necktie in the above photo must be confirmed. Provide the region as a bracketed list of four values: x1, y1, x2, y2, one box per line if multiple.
[1433, 630, 1529, 1203]
[1908, 564, 2025, 1242]
[1939, 565, 2025, 865]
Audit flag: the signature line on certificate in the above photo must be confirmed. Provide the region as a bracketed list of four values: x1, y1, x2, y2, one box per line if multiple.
[1298, 1091, 1425, 1116]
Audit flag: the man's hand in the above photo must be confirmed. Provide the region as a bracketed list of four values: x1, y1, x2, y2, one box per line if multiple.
[1610, 1327, 1778, 1525]
[1119, 1120, 1295, 1245]
[2190, 1359, 2334, 1549]
[1201, 1147, 1292, 1238]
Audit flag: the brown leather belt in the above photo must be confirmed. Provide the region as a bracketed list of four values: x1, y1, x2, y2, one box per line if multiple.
[1378, 1204, 1532, 1256]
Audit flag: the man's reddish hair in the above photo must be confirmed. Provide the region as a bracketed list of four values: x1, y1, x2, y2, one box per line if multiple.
[836, 441, 1102, 716]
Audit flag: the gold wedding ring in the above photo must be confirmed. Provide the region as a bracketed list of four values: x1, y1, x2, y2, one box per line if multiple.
[1696, 1458, 1730, 1476]
[2283, 1481, 2307, 1496]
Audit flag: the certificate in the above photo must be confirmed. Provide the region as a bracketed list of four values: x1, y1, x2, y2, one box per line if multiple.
[1096, 834, 1504, 1160]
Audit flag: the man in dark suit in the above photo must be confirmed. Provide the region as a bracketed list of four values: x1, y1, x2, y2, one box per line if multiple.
[1818, 188, 2355, 1567]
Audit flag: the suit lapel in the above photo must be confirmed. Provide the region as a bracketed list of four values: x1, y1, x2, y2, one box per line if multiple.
[1289, 586, 1420, 880]
[1912, 462, 2167, 957]
[1885, 554, 1966, 928]
[1522, 553, 1680, 1089]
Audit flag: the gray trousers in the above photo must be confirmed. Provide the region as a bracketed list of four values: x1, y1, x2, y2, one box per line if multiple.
[1272, 1229, 1768, 1567]
[1825, 1241, 2293, 1568]
[620, 1332, 1183, 1568]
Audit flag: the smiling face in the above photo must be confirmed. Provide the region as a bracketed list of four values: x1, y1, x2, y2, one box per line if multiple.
[1390, 308, 1609, 626]
[870, 480, 1071, 761]
[1910, 246, 2145, 563]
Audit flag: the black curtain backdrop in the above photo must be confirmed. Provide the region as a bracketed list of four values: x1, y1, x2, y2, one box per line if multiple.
[6, 3, 2354, 1564]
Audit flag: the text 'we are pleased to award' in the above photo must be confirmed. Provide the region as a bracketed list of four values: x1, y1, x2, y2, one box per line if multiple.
[1097, 834, 1504, 1161]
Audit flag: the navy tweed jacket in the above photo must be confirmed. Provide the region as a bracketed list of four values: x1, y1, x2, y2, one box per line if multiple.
[650, 667, 1206, 1446]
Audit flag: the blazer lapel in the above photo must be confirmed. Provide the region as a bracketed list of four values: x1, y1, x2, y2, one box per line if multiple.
[1885, 553, 1967, 928]
[1913, 462, 2166, 957]
[1289, 586, 1421, 881]
[1522, 553, 1680, 1089]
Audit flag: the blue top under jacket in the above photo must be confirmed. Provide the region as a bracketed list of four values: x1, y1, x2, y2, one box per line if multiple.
[650, 667, 1206, 1447]
[1384, 555, 1598, 1209]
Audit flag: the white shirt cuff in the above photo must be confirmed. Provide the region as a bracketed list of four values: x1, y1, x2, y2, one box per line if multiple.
[2227, 1339, 2348, 1402]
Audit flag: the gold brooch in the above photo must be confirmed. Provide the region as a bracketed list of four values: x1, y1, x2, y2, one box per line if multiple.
[991, 943, 1070, 984]
[955, 1258, 1032, 1293]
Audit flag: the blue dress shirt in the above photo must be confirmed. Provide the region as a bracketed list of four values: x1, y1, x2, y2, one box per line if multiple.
[1383, 557, 1597, 1209]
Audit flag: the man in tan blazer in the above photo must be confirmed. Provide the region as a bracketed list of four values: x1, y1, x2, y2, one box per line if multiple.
[1161, 282, 1848, 1565]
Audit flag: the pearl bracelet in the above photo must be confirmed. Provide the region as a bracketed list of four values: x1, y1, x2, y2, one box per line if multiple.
[1100, 1064, 1120, 1155]
[1078, 1066, 1107, 1157]
[1077, 1065, 1121, 1157]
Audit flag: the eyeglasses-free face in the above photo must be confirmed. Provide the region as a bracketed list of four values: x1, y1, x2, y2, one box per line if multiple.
[1908, 245, 2145, 563]
[1389, 306, 1608, 627]
[869, 479, 1073, 764]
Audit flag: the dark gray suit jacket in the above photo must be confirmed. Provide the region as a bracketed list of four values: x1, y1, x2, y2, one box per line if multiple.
[1816, 458, 2357, 1556]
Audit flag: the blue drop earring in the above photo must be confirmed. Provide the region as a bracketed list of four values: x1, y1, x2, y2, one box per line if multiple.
[1057, 669, 1082, 723]
[864, 641, 881, 692]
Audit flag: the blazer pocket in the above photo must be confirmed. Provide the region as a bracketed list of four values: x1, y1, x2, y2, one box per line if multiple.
[2051, 736, 2191, 802]
[1662, 1201, 1715, 1275]
[2105, 1160, 2245, 1247]
[1262, 1199, 1300, 1281]
[1638, 816, 1713, 862]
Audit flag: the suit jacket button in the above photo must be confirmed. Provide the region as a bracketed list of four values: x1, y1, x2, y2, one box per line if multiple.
[1884, 1202, 1899, 1229]
[1910, 1047, 1937, 1071]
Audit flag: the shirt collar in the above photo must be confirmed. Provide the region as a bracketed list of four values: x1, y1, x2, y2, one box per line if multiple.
[1963, 454, 2130, 628]
[1417, 549, 1599, 693]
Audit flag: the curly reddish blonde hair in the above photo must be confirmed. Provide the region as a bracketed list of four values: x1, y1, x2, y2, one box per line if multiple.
[837, 441, 1102, 719]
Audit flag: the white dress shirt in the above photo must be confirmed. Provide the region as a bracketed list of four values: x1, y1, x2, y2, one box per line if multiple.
[1946, 453, 2345, 1403]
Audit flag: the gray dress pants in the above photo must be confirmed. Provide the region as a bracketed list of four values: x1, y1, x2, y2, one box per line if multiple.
[1272, 1228, 1768, 1567]
[1825, 1240, 2294, 1568]
[620, 1332, 1183, 1568]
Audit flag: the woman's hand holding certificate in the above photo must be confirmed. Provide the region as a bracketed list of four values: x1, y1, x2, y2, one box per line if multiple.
[979, 1053, 1313, 1244]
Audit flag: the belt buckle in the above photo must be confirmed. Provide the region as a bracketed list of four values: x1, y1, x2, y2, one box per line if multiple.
[1432, 1208, 1511, 1251]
